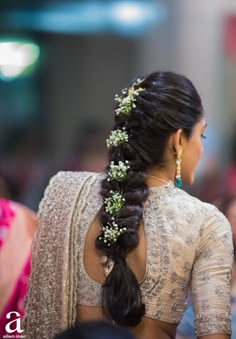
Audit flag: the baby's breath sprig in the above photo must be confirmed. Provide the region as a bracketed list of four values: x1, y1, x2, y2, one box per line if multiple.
[99, 221, 127, 246]
[106, 128, 129, 149]
[115, 78, 144, 116]
[104, 191, 125, 216]
[107, 160, 130, 182]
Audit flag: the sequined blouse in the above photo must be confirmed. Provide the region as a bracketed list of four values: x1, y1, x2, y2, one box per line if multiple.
[23, 171, 233, 339]
[76, 172, 233, 337]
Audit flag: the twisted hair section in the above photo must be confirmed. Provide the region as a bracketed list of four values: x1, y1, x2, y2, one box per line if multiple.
[96, 71, 203, 326]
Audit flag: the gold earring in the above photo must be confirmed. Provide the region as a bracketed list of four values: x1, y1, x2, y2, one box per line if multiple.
[175, 148, 182, 188]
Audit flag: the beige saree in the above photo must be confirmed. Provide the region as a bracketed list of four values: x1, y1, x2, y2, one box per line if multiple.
[23, 171, 102, 339]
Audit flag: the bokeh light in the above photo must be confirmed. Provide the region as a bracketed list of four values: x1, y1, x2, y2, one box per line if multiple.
[0, 40, 40, 80]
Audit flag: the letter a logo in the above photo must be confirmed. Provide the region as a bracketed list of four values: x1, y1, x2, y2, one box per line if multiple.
[5, 311, 23, 333]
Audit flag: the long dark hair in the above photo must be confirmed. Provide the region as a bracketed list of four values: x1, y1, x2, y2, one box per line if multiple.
[96, 71, 203, 326]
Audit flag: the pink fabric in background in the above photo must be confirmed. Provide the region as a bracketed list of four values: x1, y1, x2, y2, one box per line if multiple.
[0, 199, 15, 248]
[224, 15, 236, 59]
[0, 200, 31, 338]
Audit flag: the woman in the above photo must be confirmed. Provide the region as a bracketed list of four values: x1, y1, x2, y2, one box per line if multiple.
[0, 199, 36, 337]
[23, 72, 233, 339]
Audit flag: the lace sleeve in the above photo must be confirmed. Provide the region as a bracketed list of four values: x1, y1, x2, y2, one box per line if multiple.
[191, 206, 233, 337]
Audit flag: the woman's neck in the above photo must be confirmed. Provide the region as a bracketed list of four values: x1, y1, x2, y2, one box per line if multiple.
[146, 169, 175, 188]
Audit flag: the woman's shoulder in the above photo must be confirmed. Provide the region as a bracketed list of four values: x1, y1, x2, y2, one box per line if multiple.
[174, 187, 223, 216]
[47, 170, 104, 188]
[44, 170, 104, 195]
[164, 189, 232, 255]
[38, 171, 105, 216]
[177, 189, 231, 237]
[155, 186, 229, 231]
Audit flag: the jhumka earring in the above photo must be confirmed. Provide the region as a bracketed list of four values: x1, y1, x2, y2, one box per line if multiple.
[175, 148, 183, 188]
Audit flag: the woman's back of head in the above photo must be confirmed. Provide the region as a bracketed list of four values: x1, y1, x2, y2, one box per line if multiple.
[53, 321, 135, 339]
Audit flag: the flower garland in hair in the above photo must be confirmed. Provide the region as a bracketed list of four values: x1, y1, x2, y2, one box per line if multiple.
[106, 128, 128, 148]
[99, 78, 145, 247]
[104, 191, 125, 216]
[107, 161, 130, 182]
[99, 222, 127, 246]
[115, 79, 144, 115]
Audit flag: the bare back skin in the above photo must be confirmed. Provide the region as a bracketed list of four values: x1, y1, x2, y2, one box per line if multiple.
[77, 213, 230, 339]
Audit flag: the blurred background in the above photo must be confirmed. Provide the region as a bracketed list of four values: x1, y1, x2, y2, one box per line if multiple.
[0, 0, 236, 210]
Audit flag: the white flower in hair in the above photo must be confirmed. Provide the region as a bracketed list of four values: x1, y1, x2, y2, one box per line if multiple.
[99, 221, 127, 246]
[107, 160, 130, 181]
[104, 191, 125, 216]
[106, 128, 129, 148]
[115, 78, 144, 116]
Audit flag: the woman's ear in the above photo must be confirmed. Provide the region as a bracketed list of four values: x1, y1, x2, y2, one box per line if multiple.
[171, 129, 184, 154]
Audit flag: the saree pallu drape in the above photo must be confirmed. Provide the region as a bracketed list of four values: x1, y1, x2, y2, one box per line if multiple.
[23, 171, 101, 339]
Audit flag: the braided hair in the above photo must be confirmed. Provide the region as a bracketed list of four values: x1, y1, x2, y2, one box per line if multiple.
[95, 71, 203, 326]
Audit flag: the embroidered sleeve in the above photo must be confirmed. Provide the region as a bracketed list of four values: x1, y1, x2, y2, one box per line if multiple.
[191, 206, 233, 337]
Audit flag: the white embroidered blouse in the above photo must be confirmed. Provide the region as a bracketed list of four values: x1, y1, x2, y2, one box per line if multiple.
[23, 171, 233, 338]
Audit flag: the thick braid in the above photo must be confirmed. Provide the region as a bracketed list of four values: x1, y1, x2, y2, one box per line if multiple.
[95, 79, 150, 326]
[95, 71, 203, 326]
